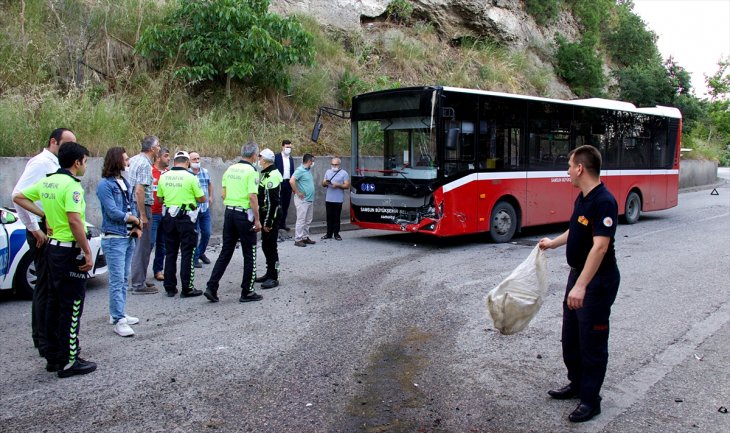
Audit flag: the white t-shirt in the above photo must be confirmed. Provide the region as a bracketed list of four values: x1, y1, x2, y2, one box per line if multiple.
[282, 153, 291, 180]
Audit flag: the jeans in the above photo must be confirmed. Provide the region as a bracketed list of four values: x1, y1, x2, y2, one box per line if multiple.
[102, 237, 135, 323]
[150, 213, 166, 274]
[194, 210, 211, 261]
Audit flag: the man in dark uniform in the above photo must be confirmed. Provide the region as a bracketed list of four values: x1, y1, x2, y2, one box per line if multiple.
[156, 151, 206, 298]
[204, 142, 263, 303]
[14, 142, 98, 378]
[539, 144, 620, 423]
[254, 148, 282, 289]
[274, 139, 295, 231]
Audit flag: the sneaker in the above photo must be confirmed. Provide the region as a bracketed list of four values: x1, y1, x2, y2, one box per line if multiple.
[194, 259, 202, 269]
[180, 289, 203, 298]
[154, 272, 165, 281]
[57, 357, 97, 378]
[203, 289, 219, 303]
[255, 274, 270, 283]
[261, 279, 279, 289]
[303, 238, 316, 245]
[108, 315, 139, 325]
[200, 254, 211, 264]
[131, 286, 159, 295]
[239, 292, 263, 302]
[294, 240, 306, 247]
[113, 318, 135, 337]
[321, 235, 332, 240]
[145, 281, 156, 288]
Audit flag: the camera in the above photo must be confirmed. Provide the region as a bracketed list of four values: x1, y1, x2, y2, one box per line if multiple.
[127, 221, 141, 238]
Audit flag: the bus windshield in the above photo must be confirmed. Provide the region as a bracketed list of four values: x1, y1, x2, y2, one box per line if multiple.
[354, 93, 438, 180]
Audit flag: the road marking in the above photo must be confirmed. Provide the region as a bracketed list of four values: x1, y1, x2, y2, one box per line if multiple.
[579, 300, 730, 432]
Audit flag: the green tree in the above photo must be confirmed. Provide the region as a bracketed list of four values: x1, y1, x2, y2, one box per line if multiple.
[615, 62, 674, 107]
[705, 58, 730, 101]
[555, 34, 604, 97]
[665, 56, 692, 96]
[605, 1, 658, 67]
[136, 0, 314, 96]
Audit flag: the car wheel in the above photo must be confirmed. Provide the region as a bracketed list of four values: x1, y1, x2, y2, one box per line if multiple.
[489, 201, 517, 243]
[623, 191, 641, 224]
[13, 253, 35, 300]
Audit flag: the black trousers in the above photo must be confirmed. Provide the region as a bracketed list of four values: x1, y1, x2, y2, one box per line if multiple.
[279, 181, 293, 228]
[562, 266, 620, 405]
[26, 231, 49, 355]
[325, 201, 343, 237]
[163, 212, 198, 293]
[260, 219, 279, 280]
[207, 208, 256, 295]
[45, 244, 88, 366]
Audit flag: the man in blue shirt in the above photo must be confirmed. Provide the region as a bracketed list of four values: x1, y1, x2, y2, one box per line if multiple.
[290, 153, 316, 247]
[320, 157, 349, 241]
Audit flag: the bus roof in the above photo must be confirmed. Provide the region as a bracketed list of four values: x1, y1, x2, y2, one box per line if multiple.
[440, 86, 682, 119]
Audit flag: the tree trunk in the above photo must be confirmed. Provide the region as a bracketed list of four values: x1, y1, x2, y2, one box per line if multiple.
[226, 73, 232, 98]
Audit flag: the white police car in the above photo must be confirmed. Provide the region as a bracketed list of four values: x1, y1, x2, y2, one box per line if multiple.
[0, 206, 107, 298]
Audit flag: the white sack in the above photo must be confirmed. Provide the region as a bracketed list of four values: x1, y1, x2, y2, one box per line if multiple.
[486, 245, 548, 335]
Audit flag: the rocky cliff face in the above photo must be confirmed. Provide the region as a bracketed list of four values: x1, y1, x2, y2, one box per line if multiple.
[271, 0, 579, 49]
[271, 0, 580, 97]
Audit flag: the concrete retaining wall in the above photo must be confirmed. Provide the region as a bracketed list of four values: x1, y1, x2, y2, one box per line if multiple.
[0, 156, 719, 231]
[0, 155, 351, 232]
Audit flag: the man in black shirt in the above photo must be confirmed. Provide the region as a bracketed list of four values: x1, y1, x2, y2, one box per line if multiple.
[539, 145, 620, 423]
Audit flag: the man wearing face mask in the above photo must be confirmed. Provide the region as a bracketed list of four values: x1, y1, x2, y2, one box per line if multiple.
[254, 148, 282, 289]
[189, 152, 213, 269]
[290, 154, 316, 247]
[274, 140, 295, 231]
[320, 157, 350, 241]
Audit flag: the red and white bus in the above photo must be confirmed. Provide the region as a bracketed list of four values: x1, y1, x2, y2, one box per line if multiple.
[349, 86, 681, 242]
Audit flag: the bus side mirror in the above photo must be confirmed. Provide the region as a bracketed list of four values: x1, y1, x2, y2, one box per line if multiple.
[446, 128, 460, 150]
[311, 118, 323, 143]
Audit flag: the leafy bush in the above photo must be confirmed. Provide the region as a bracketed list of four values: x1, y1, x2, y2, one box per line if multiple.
[136, 0, 315, 94]
[337, 70, 368, 108]
[386, 0, 414, 24]
[554, 34, 604, 97]
[525, 0, 562, 26]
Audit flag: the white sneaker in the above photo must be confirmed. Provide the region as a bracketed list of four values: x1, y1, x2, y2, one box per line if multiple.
[109, 314, 139, 325]
[113, 317, 135, 337]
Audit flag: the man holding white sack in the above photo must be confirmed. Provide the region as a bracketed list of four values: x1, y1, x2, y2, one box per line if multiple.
[538, 145, 620, 423]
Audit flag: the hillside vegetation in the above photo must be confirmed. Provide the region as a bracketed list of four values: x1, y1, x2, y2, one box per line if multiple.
[0, 0, 728, 163]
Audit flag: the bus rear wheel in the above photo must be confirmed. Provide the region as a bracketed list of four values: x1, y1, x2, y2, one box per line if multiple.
[623, 191, 642, 224]
[489, 202, 517, 243]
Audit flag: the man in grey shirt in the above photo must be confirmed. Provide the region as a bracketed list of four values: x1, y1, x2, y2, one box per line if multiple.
[128, 136, 161, 294]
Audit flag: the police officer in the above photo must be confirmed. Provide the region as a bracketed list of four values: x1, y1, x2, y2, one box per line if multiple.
[254, 148, 282, 289]
[204, 142, 263, 303]
[539, 145, 620, 423]
[13, 142, 98, 378]
[156, 151, 206, 298]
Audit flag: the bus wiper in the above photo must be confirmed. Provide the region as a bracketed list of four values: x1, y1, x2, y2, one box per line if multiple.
[396, 170, 429, 194]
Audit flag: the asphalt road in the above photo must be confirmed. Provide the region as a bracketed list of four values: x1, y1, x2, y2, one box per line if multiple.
[0, 181, 728, 433]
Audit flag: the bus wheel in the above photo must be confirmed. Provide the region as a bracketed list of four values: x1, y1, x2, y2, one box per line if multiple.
[623, 191, 641, 224]
[489, 202, 517, 243]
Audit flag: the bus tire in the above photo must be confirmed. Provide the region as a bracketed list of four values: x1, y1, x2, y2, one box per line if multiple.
[13, 252, 35, 300]
[623, 191, 641, 224]
[489, 201, 517, 243]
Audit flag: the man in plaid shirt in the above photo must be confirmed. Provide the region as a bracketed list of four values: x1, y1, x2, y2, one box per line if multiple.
[128, 136, 161, 294]
[189, 152, 213, 268]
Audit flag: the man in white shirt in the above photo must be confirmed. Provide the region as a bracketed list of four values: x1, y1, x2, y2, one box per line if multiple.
[11, 128, 76, 359]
